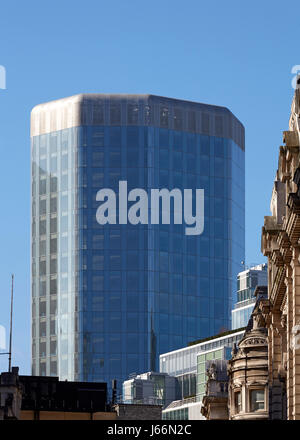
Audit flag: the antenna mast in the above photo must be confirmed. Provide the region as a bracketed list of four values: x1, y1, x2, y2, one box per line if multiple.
[8, 274, 14, 372]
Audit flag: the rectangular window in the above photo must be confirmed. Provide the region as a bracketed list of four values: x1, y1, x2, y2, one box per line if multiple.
[50, 319, 56, 336]
[39, 300, 46, 317]
[39, 219, 46, 235]
[50, 218, 57, 233]
[250, 389, 265, 411]
[50, 258, 57, 274]
[50, 197, 57, 213]
[39, 341, 46, 357]
[50, 360, 57, 376]
[50, 298, 57, 315]
[50, 278, 57, 295]
[50, 177, 57, 192]
[39, 260, 46, 276]
[39, 321, 46, 338]
[39, 179, 46, 195]
[39, 279, 46, 297]
[50, 238, 57, 254]
[39, 199, 47, 215]
[39, 239, 46, 256]
[235, 391, 241, 413]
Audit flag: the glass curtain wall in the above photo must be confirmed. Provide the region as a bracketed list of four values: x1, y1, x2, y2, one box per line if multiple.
[31, 95, 245, 388]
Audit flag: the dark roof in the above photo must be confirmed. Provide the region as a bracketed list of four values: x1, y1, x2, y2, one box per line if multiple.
[187, 327, 246, 347]
[19, 375, 107, 413]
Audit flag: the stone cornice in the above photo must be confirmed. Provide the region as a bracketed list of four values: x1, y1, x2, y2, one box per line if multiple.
[261, 221, 282, 257]
[285, 196, 300, 245]
[270, 249, 284, 267]
[283, 131, 299, 148]
[280, 294, 287, 313]
[269, 265, 286, 309]
[228, 361, 268, 375]
[239, 336, 267, 348]
[277, 230, 291, 248]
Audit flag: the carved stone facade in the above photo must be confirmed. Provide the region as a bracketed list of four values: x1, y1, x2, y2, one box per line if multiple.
[0, 368, 22, 420]
[201, 360, 229, 420]
[227, 293, 269, 420]
[261, 86, 300, 419]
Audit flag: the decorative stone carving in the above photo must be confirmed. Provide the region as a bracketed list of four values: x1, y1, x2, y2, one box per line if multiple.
[261, 86, 300, 420]
[227, 296, 268, 420]
[207, 363, 217, 380]
[240, 337, 267, 346]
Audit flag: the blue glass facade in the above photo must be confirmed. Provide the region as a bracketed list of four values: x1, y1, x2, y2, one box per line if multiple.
[31, 94, 245, 388]
[232, 300, 256, 329]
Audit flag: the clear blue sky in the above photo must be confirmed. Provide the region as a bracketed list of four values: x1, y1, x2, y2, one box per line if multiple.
[0, 0, 298, 374]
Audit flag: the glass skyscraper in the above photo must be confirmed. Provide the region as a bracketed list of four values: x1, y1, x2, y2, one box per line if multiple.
[31, 94, 245, 388]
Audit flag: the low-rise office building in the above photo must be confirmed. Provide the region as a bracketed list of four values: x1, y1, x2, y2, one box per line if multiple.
[162, 396, 200, 420]
[121, 329, 245, 420]
[162, 344, 235, 420]
[160, 329, 245, 419]
[160, 328, 244, 385]
[122, 372, 177, 407]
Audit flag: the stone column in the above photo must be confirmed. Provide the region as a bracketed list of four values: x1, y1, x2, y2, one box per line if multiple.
[291, 248, 300, 419]
[286, 264, 294, 419]
[270, 312, 285, 419]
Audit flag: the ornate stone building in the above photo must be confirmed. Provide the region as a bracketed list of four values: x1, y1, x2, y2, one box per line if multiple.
[261, 84, 300, 419]
[227, 288, 269, 420]
[0, 368, 22, 420]
[201, 287, 269, 420]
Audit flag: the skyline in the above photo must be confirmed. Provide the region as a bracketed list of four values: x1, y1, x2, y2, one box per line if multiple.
[0, 0, 299, 375]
